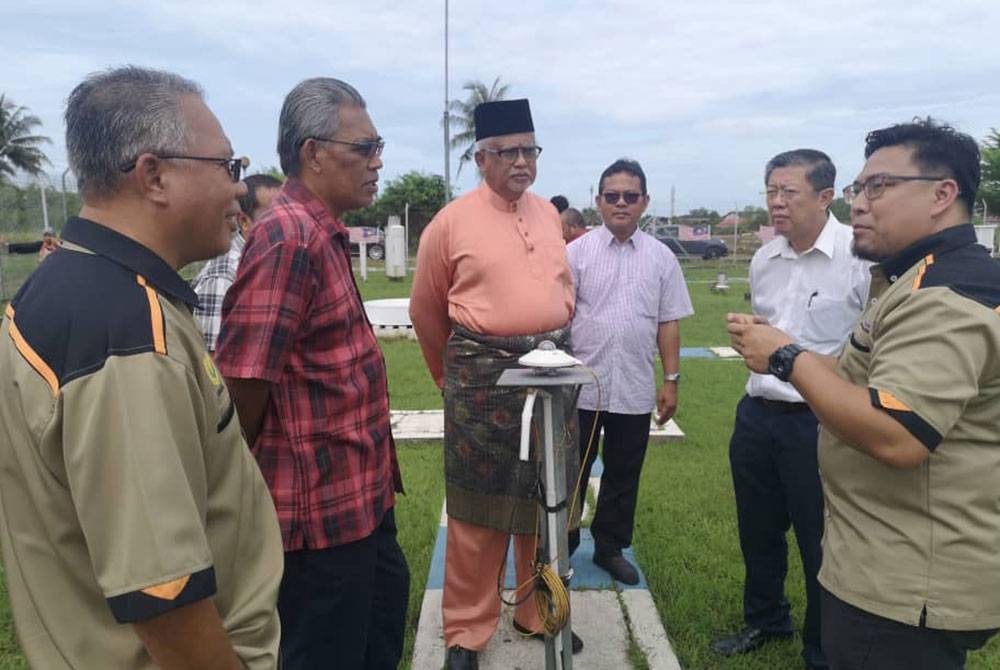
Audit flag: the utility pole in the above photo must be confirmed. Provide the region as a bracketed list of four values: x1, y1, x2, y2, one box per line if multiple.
[61, 167, 71, 223]
[442, 0, 451, 201]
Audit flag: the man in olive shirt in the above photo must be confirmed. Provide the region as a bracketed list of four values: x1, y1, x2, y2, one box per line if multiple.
[729, 118, 1000, 669]
[0, 67, 282, 669]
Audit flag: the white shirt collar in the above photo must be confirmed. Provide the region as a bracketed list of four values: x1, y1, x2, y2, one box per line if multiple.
[768, 212, 841, 260]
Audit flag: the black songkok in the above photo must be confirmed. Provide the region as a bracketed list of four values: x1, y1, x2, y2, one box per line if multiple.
[474, 99, 534, 141]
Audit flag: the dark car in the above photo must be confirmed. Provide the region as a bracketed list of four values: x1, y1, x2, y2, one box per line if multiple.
[658, 236, 728, 260]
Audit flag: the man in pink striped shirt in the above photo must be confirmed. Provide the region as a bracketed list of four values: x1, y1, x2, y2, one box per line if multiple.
[567, 158, 693, 585]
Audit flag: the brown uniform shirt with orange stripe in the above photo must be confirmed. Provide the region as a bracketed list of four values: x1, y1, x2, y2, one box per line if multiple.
[0, 217, 283, 668]
[818, 224, 1000, 631]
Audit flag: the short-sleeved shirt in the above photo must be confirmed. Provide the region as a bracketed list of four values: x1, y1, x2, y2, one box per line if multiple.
[0, 216, 283, 669]
[568, 225, 693, 414]
[747, 214, 871, 402]
[191, 230, 245, 351]
[818, 224, 1000, 631]
[215, 177, 402, 551]
[409, 182, 575, 387]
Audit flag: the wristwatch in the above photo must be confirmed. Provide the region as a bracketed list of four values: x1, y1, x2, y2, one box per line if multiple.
[767, 344, 806, 382]
[664, 372, 681, 383]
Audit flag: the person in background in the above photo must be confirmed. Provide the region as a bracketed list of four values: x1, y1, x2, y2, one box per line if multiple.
[192, 173, 282, 351]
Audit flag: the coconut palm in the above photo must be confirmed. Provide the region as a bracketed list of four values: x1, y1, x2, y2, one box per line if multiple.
[0, 95, 50, 182]
[446, 77, 510, 179]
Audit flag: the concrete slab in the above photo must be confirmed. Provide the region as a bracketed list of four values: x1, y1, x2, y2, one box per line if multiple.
[391, 410, 684, 443]
[411, 590, 633, 670]
[622, 590, 682, 670]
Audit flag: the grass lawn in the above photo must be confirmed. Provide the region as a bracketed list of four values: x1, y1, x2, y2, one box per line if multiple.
[1, 259, 998, 668]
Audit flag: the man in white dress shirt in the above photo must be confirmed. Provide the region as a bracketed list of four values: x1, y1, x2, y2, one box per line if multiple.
[711, 149, 870, 670]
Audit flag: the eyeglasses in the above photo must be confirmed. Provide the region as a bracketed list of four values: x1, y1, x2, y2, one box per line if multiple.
[120, 155, 249, 182]
[765, 186, 803, 201]
[843, 174, 947, 205]
[601, 191, 643, 205]
[310, 136, 385, 159]
[482, 146, 543, 163]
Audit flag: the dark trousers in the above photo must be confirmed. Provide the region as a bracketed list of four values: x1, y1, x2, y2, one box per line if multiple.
[729, 395, 825, 667]
[569, 410, 651, 555]
[821, 588, 998, 670]
[277, 508, 410, 670]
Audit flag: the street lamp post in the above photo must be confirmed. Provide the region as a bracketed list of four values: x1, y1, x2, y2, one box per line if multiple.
[443, 0, 451, 201]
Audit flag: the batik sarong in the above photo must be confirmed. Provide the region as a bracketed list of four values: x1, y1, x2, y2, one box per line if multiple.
[443, 323, 581, 535]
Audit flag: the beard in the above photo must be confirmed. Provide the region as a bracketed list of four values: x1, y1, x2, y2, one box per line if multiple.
[851, 239, 885, 262]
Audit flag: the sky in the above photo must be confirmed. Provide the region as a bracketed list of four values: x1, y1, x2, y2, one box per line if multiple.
[4, 0, 1000, 216]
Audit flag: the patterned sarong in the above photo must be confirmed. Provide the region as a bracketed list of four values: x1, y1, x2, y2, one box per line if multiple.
[444, 323, 580, 535]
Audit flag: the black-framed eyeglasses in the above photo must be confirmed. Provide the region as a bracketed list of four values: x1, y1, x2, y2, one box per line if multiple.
[601, 191, 643, 205]
[310, 136, 385, 159]
[843, 174, 947, 205]
[482, 146, 543, 163]
[120, 155, 249, 182]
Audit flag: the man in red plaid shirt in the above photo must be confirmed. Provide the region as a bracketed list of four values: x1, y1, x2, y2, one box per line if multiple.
[215, 77, 407, 670]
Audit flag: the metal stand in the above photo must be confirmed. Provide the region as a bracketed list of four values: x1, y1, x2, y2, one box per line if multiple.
[497, 366, 593, 670]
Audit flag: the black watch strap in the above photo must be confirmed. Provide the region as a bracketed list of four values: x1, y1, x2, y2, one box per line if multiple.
[768, 343, 806, 382]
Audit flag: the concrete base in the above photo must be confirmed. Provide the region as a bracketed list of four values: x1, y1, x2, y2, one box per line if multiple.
[413, 590, 632, 670]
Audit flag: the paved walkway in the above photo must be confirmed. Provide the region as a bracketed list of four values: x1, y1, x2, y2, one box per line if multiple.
[394, 410, 685, 670]
[386, 338, 742, 668]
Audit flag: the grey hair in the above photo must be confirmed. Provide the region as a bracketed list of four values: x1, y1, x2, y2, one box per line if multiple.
[66, 66, 203, 197]
[277, 77, 366, 176]
[764, 149, 836, 192]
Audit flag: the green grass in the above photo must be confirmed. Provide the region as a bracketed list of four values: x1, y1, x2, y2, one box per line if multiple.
[2, 258, 999, 668]
[394, 443, 445, 670]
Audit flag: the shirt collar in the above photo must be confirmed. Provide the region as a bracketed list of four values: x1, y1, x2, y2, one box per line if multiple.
[879, 223, 976, 280]
[61, 216, 199, 308]
[598, 222, 638, 247]
[769, 212, 840, 259]
[478, 181, 521, 213]
[281, 176, 348, 236]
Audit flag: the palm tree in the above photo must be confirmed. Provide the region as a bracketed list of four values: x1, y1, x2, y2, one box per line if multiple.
[446, 77, 510, 179]
[0, 95, 50, 183]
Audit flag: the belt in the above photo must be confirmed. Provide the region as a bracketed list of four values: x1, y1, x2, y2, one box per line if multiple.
[750, 395, 811, 413]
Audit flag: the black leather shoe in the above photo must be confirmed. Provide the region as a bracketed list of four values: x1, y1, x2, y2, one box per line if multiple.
[445, 645, 479, 669]
[593, 552, 640, 585]
[512, 619, 584, 654]
[711, 627, 793, 656]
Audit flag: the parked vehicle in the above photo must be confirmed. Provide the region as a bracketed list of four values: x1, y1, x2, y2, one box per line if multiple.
[347, 226, 385, 260]
[658, 236, 728, 260]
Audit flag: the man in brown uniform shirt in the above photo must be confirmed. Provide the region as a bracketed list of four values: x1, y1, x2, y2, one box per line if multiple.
[0, 67, 282, 669]
[729, 119, 1000, 669]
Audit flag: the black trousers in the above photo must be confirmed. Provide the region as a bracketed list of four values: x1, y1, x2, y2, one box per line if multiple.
[729, 395, 825, 667]
[568, 410, 651, 555]
[821, 588, 998, 670]
[277, 508, 410, 670]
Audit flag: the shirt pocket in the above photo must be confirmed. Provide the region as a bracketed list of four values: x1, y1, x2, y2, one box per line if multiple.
[801, 296, 860, 353]
[636, 280, 661, 320]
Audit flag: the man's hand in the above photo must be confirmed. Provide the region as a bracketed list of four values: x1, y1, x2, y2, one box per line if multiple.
[655, 382, 678, 425]
[726, 313, 793, 373]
